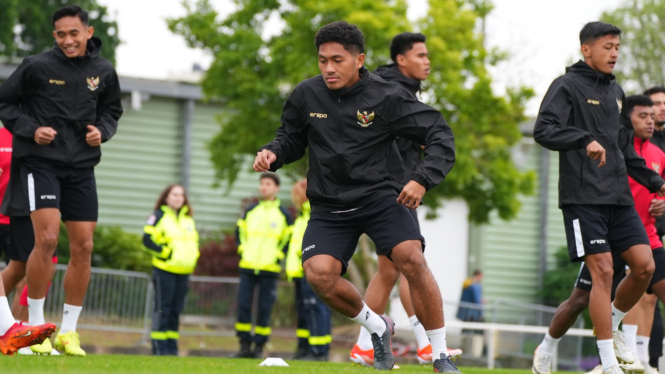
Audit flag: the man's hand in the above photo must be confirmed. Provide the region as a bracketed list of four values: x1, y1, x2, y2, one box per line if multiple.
[34, 127, 57, 145]
[586, 140, 606, 167]
[253, 149, 277, 172]
[397, 181, 426, 210]
[86, 125, 102, 147]
[658, 183, 665, 197]
[649, 199, 665, 217]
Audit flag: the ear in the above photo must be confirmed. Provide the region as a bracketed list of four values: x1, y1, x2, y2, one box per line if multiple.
[396, 54, 407, 67]
[53, 30, 57, 39]
[356, 53, 365, 69]
[580, 44, 591, 59]
[87, 26, 95, 39]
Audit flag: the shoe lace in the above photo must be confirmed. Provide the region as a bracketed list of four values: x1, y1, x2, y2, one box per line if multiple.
[613, 331, 629, 352]
[371, 335, 387, 362]
[534, 352, 553, 372]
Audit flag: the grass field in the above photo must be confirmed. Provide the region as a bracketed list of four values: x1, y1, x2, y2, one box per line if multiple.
[0, 355, 582, 374]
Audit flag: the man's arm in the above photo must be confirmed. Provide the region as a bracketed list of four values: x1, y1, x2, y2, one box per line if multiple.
[255, 86, 308, 172]
[0, 59, 41, 139]
[619, 127, 665, 192]
[534, 78, 594, 151]
[94, 69, 123, 142]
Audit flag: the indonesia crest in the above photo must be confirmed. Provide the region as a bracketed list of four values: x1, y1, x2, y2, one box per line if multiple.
[87, 76, 100, 91]
[356, 110, 374, 128]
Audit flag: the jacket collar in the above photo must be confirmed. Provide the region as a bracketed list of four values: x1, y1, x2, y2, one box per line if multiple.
[566, 60, 616, 84]
[634, 136, 650, 149]
[374, 64, 421, 96]
[161, 205, 189, 217]
[326, 65, 370, 97]
[259, 198, 281, 208]
[52, 36, 103, 61]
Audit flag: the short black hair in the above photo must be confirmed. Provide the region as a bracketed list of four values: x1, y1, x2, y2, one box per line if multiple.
[579, 22, 621, 46]
[624, 95, 654, 116]
[644, 86, 665, 97]
[472, 269, 483, 277]
[52, 5, 89, 27]
[314, 21, 364, 54]
[260, 172, 280, 186]
[390, 32, 426, 63]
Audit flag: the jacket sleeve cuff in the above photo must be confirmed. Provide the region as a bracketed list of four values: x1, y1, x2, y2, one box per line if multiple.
[412, 173, 431, 191]
[579, 134, 595, 149]
[259, 145, 282, 172]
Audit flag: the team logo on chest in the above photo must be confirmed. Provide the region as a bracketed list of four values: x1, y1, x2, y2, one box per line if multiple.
[653, 162, 661, 174]
[356, 110, 375, 128]
[87, 77, 100, 91]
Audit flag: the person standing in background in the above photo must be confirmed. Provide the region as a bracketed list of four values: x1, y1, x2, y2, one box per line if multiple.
[143, 184, 200, 356]
[457, 270, 484, 323]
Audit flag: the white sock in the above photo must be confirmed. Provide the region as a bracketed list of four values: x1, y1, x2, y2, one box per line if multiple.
[28, 297, 46, 326]
[611, 303, 627, 332]
[622, 324, 638, 354]
[426, 327, 448, 360]
[356, 326, 373, 350]
[60, 304, 82, 334]
[350, 303, 386, 336]
[540, 332, 561, 355]
[0, 297, 15, 335]
[636, 335, 650, 365]
[598, 339, 619, 370]
[409, 315, 430, 350]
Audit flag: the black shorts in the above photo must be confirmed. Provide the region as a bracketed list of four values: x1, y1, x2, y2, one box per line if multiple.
[562, 205, 649, 262]
[301, 196, 424, 275]
[648, 247, 665, 294]
[575, 253, 627, 292]
[0, 224, 10, 262]
[21, 159, 98, 222]
[8, 216, 36, 262]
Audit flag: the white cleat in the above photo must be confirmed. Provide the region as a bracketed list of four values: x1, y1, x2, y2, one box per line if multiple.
[613, 330, 635, 364]
[605, 365, 629, 374]
[532, 345, 553, 374]
[644, 365, 659, 374]
[623, 359, 645, 373]
[17, 347, 33, 355]
[584, 365, 603, 374]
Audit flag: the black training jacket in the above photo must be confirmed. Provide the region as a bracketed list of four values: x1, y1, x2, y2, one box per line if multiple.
[534, 60, 664, 207]
[374, 64, 423, 181]
[0, 37, 122, 168]
[260, 66, 455, 213]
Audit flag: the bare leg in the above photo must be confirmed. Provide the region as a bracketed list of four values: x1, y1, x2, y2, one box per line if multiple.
[585, 252, 617, 341]
[10, 278, 27, 321]
[399, 273, 416, 317]
[26, 209, 60, 300]
[363, 256, 400, 314]
[303, 255, 364, 317]
[1, 261, 26, 295]
[391, 240, 443, 330]
[615, 245, 655, 312]
[63, 221, 95, 305]
[548, 287, 590, 339]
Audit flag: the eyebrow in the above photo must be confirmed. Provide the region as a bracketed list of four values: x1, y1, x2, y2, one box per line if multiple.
[319, 54, 344, 59]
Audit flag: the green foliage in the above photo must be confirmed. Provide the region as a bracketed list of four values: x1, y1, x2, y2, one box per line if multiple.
[0, 0, 120, 64]
[169, 0, 535, 223]
[601, 0, 665, 90]
[57, 225, 152, 272]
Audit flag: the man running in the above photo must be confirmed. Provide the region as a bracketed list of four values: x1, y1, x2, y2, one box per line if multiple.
[533, 22, 665, 374]
[0, 5, 122, 356]
[349, 31, 461, 367]
[254, 21, 459, 372]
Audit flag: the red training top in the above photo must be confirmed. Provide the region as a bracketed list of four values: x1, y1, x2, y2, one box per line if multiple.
[0, 128, 12, 225]
[629, 136, 665, 250]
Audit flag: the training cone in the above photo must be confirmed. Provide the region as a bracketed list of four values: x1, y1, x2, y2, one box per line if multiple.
[259, 358, 289, 367]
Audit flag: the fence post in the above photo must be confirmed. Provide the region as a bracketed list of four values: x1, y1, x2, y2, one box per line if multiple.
[487, 326, 496, 369]
[141, 282, 153, 345]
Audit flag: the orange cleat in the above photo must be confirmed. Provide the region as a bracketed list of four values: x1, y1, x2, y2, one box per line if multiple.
[418, 345, 463, 364]
[0, 323, 56, 356]
[349, 344, 374, 367]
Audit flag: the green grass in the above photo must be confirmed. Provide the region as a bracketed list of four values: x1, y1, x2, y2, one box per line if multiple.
[0, 355, 581, 374]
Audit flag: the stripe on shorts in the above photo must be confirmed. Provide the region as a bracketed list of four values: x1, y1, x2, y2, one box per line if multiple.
[28, 173, 35, 211]
[573, 218, 585, 258]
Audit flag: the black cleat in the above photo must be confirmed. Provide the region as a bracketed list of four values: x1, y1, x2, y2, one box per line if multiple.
[371, 315, 396, 371]
[253, 343, 264, 358]
[233, 340, 253, 358]
[292, 346, 309, 360]
[433, 353, 462, 373]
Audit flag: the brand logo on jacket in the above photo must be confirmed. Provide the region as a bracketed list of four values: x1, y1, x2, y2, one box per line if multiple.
[587, 99, 600, 105]
[653, 162, 661, 174]
[49, 79, 65, 85]
[87, 77, 100, 91]
[357, 110, 374, 127]
[617, 99, 622, 111]
[590, 239, 606, 245]
[310, 113, 327, 118]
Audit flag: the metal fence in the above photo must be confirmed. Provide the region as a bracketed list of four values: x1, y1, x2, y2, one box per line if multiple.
[0, 263, 590, 370]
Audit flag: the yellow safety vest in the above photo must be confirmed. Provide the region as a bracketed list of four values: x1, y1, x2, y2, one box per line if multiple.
[237, 199, 292, 273]
[143, 205, 200, 274]
[286, 201, 310, 280]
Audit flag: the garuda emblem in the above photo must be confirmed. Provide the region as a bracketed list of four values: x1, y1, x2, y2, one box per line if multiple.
[653, 162, 661, 174]
[357, 110, 375, 128]
[87, 77, 100, 91]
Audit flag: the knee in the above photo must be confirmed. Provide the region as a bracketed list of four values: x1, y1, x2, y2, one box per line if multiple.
[591, 262, 614, 287]
[35, 231, 58, 251]
[635, 258, 656, 280]
[377, 261, 400, 284]
[570, 292, 590, 314]
[395, 247, 427, 276]
[70, 239, 93, 263]
[303, 264, 336, 299]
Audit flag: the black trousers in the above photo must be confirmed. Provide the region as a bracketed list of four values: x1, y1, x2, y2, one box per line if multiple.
[236, 271, 278, 345]
[650, 301, 663, 368]
[151, 267, 189, 356]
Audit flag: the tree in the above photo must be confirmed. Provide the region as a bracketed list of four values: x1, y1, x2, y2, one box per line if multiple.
[601, 0, 665, 92]
[169, 0, 535, 224]
[0, 0, 120, 64]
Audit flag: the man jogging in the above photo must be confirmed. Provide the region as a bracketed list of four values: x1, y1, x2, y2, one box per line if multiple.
[254, 21, 459, 372]
[350, 31, 461, 367]
[0, 5, 122, 356]
[534, 22, 665, 374]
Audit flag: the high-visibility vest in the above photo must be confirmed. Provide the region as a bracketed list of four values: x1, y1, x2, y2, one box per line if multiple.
[286, 201, 310, 280]
[237, 199, 292, 273]
[143, 205, 200, 274]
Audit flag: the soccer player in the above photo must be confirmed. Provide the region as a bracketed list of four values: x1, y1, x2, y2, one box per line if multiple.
[533, 22, 665, 374]
[0, 5, 122, 356]
[349, 32, 461, 367]
[254, 21, 459, 372]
